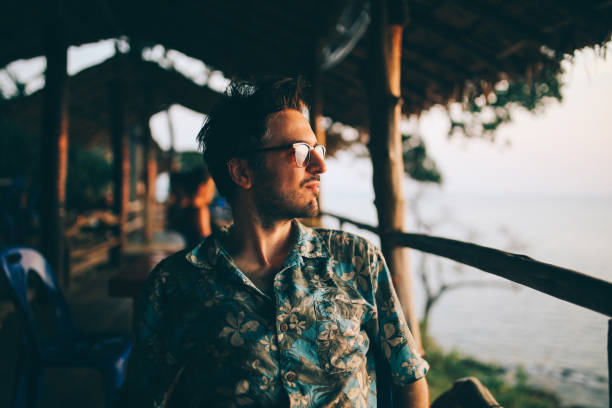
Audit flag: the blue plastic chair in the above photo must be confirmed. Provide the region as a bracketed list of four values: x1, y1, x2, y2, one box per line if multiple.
[0, 247, 132, 408]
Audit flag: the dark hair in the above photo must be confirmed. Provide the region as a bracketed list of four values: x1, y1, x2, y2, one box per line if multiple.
[197, 77, 307, 201]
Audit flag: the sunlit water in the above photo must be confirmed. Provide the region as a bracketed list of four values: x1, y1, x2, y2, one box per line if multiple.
[322, 158, 611, 407]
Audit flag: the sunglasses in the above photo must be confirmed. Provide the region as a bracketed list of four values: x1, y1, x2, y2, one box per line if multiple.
[249, 142, 326, 168]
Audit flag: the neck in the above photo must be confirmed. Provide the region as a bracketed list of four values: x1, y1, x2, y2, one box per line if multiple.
[226, 203, 294, 269]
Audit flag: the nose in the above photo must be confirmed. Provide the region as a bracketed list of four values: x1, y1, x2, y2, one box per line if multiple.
[307, 148, 327, 174]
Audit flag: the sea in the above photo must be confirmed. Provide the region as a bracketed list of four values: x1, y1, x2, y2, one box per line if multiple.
[321, 157, 611, 408]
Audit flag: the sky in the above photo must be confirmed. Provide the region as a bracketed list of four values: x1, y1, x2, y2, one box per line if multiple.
[1, 40, 611, 198]
[416, 48, 612, 197]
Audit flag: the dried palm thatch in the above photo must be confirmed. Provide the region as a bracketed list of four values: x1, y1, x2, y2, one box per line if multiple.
[0, 0, 610, 129]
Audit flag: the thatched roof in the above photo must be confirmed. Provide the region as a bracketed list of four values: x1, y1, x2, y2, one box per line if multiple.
[1, 0, 610, 128]
[0, 56, 219, 149]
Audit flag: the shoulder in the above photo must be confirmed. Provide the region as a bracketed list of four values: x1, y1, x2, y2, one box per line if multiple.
[142, 249, 197, 299]
[313, 227, 381, 261]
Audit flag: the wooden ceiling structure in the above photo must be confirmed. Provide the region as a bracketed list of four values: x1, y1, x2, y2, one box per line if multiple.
[2, 0, 610, 128]
[1, 0, 610, 355]
[1, 56, 219, 150]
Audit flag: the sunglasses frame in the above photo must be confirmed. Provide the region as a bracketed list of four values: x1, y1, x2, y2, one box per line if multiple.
[247, 142, 326, 168]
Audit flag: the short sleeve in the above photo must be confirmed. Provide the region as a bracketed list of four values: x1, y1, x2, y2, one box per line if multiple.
[116, 263, 183, 407]
[369, 248, 429, 386]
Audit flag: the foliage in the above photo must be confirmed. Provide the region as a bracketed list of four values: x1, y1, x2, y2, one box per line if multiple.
[324, 122, 443, 184]
[66, 147, 113, 211]
[449, 68, 563, 138]
[402, 134, 442, 183]
[322, 66, 564, 184]
[424, 333, 562, 408]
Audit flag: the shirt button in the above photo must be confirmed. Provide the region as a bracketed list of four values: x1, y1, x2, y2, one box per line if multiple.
[285, 371, 296, 382]
[280, 323, 289, 332]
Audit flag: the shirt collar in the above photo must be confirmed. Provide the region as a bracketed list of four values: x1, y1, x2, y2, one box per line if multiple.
[185, 219, 329, 269]
[293, 219, 328, 259]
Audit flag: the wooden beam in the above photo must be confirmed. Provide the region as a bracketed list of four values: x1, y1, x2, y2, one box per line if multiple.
[110, 64, 130, 265]
[457, 0, 554, 52]
[365, 0, 423, 354]
[410, 4, 512, 75]
[402, 64, 455, 90]
[181, 4, 312, 76]
[555, 0, 611, 34]
[39, 10, 69, 286]
[402, 43, 470, 76]
[323, 209, 612, 316]
[387, 231, 612, 317]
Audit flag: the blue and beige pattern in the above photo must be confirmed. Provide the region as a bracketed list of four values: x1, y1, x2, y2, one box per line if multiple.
[118, 220, 428, 407]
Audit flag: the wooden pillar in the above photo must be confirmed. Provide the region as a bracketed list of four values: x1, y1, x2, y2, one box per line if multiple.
[110, 72, 129, 265]
[143, 119, 157, 244]
[311, 70, 327, 150]
[310, 68, 326, 227]
[166, 109, 180, 172]
[40, 10, 69, 284]
[365, 0, 423, 352]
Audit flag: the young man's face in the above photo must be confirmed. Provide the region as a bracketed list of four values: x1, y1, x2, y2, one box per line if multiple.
[250, 109, 326, 222]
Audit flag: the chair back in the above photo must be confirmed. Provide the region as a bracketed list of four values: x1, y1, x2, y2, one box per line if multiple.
[0, 247, 77, 351]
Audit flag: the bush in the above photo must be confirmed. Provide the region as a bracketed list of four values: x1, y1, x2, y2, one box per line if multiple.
[424, 334, 561, 407]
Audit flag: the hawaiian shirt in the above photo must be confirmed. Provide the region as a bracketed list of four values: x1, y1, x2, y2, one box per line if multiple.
[117, 220, 428, 408]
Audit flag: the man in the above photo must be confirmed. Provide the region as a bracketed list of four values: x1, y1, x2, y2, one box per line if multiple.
[117, 77, 429, 407]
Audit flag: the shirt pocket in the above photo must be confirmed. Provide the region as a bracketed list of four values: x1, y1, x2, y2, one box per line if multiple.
[313, 288, 369, 374]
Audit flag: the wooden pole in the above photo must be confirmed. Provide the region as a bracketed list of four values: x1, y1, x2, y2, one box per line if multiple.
[311, 70, 326, 149]
[387, 231, 612, 317]
[166, 109, 179, 172]
[110, 66, 129, 265]
[143, 119, 157, 244]
[365, 0, 423, 352]
[309, 67, 326, 227]
[40, 10, 69, 285]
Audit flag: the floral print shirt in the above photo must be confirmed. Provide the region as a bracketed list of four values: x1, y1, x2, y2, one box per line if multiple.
[117, 220, 428, 408]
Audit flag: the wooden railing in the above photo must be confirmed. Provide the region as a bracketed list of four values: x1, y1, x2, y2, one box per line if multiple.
[321, 211, 612, 405]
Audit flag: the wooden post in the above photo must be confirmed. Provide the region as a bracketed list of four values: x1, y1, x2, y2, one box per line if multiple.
[143, 119, 157, 244]
[365, 0, 423, 352]
[309, 67, 326, 227]
[39, 10, 69, 285]
[110, 70, 129, 265]
[311, 70, 326, 150]
[166, 109, 180, 172]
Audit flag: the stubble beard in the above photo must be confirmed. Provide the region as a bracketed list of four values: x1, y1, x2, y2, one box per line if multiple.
[253, 182, 319, 228]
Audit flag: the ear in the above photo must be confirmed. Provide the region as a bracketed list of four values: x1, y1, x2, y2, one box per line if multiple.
[227, 158, 253, 190]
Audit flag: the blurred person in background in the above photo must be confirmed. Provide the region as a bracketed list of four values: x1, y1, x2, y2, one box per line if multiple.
[167, 165, 216, 248]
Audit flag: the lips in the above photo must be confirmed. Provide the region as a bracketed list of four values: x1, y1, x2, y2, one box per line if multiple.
[302, 177, 320, 192]
[301, 176, 320, 187]
[304, 181, 320, 191]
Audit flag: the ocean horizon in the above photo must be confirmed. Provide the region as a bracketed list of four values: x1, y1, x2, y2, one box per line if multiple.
[322, 159, 611, 407]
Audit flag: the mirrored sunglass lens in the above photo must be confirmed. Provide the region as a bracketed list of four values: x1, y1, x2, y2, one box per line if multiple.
[315, 145, 326, 158]
[294, 145, 309, 166]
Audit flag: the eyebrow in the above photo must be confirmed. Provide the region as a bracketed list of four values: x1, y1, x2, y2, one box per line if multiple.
[292, 139, 318, 146]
